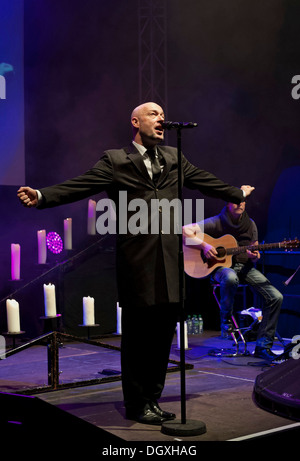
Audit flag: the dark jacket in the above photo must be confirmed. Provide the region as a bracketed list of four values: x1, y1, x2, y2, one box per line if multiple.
[38, 143, 244, 308]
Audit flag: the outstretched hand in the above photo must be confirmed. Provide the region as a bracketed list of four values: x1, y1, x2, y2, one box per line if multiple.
[17, 186, 38, 208]
[240, 185, 255, 197]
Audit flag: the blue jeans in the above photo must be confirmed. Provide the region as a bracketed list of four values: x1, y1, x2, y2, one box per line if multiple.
[212, 263, 283, 349]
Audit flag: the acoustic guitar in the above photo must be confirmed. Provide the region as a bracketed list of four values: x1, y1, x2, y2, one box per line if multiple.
[183, 233, 299, 279]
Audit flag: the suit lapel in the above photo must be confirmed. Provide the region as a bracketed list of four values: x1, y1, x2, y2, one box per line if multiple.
[125, 144, 152, 184]
[125, 144, 173, 186]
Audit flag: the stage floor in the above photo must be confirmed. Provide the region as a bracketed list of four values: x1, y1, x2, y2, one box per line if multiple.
[1, 330, 299, 448]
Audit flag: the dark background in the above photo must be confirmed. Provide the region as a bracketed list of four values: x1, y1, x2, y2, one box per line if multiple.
[0, 0, 299, 340]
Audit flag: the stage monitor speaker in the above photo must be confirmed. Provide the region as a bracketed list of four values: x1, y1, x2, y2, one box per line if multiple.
[0, 392, 122, 451]
[253, 358, 300, 421]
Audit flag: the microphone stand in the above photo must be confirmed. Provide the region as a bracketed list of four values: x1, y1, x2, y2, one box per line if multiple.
[161, 124, 206, 437]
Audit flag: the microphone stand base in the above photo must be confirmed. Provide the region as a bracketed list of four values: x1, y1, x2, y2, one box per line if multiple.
[161, 419, 207, 437]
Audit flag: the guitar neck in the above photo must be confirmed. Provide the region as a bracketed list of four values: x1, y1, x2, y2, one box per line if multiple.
[227, 242, 282, 255]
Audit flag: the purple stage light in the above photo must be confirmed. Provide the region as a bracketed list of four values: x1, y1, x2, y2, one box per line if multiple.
[46, 232, 63, 254]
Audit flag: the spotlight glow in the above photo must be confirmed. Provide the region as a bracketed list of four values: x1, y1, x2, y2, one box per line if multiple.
[46, 232, 63, 254]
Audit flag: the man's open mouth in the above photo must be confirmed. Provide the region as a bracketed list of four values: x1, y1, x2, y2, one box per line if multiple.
[155, 125, 164, 134]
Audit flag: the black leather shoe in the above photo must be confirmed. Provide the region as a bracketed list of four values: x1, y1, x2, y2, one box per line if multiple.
[150, 401, 176, 420]
[126, 404, 167, 425]
[254, 347, 277, 362]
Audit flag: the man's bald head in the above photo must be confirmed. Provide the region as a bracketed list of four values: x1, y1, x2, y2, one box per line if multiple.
[131, 102, 165, 147]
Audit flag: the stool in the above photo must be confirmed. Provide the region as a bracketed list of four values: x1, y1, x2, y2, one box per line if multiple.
[212, 283, 251, 356]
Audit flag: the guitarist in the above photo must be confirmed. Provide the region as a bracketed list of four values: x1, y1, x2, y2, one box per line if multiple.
[184, 201, 283, 362]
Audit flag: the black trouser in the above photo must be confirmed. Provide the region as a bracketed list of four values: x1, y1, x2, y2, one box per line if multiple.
[121, 303, 179, 412]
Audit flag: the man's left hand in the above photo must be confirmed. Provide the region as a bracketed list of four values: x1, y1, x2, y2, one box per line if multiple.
[240, 185, 255, 197]
[247, 250, 260, 263]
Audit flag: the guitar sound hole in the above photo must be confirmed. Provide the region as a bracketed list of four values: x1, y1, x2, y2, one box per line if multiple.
[216, 246, 226, 258]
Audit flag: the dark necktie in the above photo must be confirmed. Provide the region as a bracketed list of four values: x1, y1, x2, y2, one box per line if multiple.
[147, 149, 162, 184]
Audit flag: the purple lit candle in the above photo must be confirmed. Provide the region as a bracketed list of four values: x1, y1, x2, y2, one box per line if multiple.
[11, 243, 20, 280]
[37, 230, 47, 264]
[64, 218, 72, 250]
[87, 199, 96, 235]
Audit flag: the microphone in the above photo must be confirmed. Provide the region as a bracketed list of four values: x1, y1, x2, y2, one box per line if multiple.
[161, 121, 198, 130]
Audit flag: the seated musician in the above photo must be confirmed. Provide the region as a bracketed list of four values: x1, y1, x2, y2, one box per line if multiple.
[183, 200, 283, 361]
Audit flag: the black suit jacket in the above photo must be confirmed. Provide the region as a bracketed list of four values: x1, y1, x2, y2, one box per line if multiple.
[38, 143, 244, 308]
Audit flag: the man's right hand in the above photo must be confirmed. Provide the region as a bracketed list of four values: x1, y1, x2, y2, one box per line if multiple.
[202, 242, 218, 260]
[17, 186, 38, 208]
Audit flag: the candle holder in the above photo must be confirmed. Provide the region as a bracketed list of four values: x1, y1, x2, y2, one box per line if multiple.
[3, 331, 25, 350]
[40, 314, 62, 320]
[35, 263, 50, 274]
[40, 314, 62, 333]
[78, 324, 100, 340]
[63, 248, 75, 258]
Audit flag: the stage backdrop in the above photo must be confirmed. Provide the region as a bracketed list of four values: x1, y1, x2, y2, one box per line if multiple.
[0, 0, 25, 185]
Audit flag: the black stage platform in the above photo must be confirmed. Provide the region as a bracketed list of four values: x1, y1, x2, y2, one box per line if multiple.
[1, 330, 299, 451]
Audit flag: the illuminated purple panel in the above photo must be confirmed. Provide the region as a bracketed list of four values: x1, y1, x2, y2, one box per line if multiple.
[46, 232, 63, 254]
[0, 0, 25, 185]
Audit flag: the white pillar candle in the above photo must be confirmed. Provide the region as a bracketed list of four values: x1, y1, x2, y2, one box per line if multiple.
[177, 321, 188, 350]
[64, 218, 72, 249]
[83, 296, 95, 325]
[116, 302, 122, 334]
[37, 230, 47, 264]
[0, 335, 5, 359]
[87, 199, 96, 235]
[6, 299, 21, 333]
[43, 283, 57, 317]
[11, 244, 21, 280]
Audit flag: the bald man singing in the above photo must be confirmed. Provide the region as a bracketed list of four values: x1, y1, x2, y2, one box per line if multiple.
[18, 102, 254, 425]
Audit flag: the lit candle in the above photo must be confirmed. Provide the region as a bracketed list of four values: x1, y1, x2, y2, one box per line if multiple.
[117, 302, 122, 334]
[43, 283, 57, 317]
[6, 299, 21, 333]
[0, 336, 5, 359]
[64, 218, 72, 249]
[83, 296, 95, 325]
[87, 199, 96, 235]
[11, 243, 20, 280]
[37, 230, 47, 264]
[177, 321, 188, 350]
